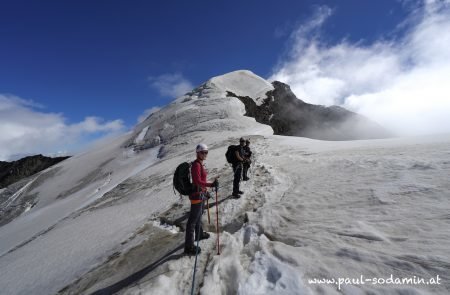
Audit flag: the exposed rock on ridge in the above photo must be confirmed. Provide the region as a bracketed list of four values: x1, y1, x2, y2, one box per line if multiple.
[228, 80, 391, 140]
[0, 154, 69, 189]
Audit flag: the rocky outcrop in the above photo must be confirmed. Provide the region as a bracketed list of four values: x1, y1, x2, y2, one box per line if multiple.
[228, 81, 391, 140]
[0, 155, 69, 189]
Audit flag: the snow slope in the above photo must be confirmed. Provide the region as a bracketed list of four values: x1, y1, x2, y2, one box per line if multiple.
[1, 70, 449, 295]
[118, 134, 450, 295]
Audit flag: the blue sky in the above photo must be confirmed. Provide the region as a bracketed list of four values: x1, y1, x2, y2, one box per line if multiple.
[1, 0, 449, 160]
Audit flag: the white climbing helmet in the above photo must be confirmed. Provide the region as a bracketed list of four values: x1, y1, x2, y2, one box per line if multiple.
[196, 143, 208, 153]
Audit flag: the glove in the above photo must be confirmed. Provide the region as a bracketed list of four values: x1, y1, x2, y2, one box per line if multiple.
[212, 179, 219, 190]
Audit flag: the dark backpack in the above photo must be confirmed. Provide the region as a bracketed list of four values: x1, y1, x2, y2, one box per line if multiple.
[225, 145, 239, 164]
[173, 162, 195, 196]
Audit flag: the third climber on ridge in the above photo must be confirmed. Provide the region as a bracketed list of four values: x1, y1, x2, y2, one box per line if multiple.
[242, 139, 252, 181]
[231, 138, 246, 198]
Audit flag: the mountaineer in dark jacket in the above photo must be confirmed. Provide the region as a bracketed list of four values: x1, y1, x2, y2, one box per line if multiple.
[242, 139, 252, 181]
[231, 138, 246, 198]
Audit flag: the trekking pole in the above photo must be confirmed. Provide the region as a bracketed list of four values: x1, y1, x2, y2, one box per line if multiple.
[190, 197, 204, 295]
[206, 196, 211, 224]
[215, 185, 220, 255]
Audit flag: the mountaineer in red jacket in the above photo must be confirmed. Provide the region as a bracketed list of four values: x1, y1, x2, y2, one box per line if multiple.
[185, 143, 219, 255]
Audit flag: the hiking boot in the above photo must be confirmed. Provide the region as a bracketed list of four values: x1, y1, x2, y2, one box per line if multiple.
[238, 191, 244, 194]
[196, 231, 210, 241]
[184, 245, 201, 255]
[232, 193, 241, 199]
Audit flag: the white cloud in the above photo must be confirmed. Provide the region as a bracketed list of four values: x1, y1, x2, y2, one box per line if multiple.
[270, 1, 450, 135]
[0, 94, 125, 161]
[137, 106, 161, 123]
[69, 116, 124, 133]
[148, 73, 194, 98]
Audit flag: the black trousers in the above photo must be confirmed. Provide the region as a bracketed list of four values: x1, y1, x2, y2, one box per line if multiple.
[232, 162, 242, 194]
[185, 201, 203, 248]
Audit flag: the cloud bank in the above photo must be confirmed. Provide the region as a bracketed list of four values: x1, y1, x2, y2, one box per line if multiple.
[0, 94, 125, 161]
[270, 1, 450, 136]
[148, 73, 194, 98]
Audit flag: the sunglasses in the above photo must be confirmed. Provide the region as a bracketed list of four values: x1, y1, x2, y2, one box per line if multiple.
[199, 151, 208, 155]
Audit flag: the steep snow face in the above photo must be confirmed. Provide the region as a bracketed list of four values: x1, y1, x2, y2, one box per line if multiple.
[0, 133, 161, 254]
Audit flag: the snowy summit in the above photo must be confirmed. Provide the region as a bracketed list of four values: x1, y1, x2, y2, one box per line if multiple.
[0, 70, 449, 295]
[209, 70, 274, 105]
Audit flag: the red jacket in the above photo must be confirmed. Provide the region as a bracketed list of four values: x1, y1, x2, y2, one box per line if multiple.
[190, 159, 213, 204]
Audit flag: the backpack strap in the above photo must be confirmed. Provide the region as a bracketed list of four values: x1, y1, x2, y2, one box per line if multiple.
[191, 160, 201, 194]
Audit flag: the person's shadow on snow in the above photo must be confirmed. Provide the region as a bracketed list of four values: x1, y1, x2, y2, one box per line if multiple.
[90, 244, 185, 295]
